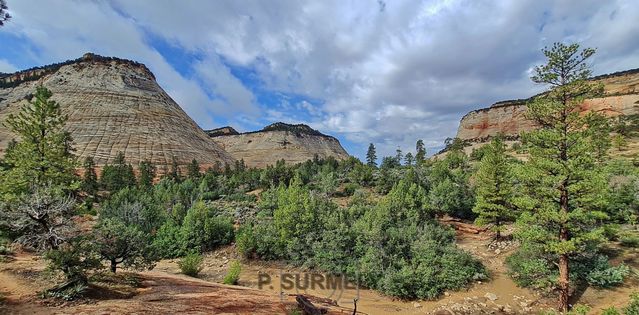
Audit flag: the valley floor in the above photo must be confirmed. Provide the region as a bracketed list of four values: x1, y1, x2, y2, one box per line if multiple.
[1, 225, 637, 314]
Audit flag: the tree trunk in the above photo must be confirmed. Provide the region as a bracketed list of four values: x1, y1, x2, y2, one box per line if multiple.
[558, 184, 570, 312]
[558, 250, 569, 312]
[110, 260, 117, 273]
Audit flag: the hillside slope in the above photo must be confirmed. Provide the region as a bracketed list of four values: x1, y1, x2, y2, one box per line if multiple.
[208, 123, 350, 168]
[0, 53, 234, 169]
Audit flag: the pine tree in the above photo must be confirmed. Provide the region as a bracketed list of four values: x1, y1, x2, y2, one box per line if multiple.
[395, 147, 403, 165]
[366, 143, 377, 167]
[100, 152, 135, 192]
[187, 159, 201, 179]
[404, 152, 414, 166]
[138, 160, 156, 188]
[169, 156, 181, 181]
[515, 43, 610, 312]
[81, 157, 98, 197]
[472, 137, 514, 239]
[1, 86, 77, 199]
[415, 139, 426, 164]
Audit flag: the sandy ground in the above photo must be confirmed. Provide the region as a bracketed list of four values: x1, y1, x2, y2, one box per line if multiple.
[1, 226, 637, 314]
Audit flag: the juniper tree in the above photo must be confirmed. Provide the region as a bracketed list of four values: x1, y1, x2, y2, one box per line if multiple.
[366, 143, 377, 167]
[0, 184, 76, 251]
[93, 218, 156, 273]
[515, 42, 610, 312]
[472, 137, 514, 239]
[1, 86, 77, 199]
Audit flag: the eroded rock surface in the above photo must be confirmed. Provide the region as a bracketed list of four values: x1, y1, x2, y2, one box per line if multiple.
[0, 54, 234, 169]
[452, 68, 639, 154]
[208, 123, 350, 168]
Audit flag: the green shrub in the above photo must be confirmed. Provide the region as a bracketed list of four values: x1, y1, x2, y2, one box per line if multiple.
[620, 234, 639, 248]
[587, 263, 630, 288]
[626, 292, 639, 315]
[602, 307, 621, 315]
[153, 221, 184, 258]
[180, 201, 234, 252]
[41, 282, 88, 301]
[178, 252, 203, 277]
[223, 260, 242, 285]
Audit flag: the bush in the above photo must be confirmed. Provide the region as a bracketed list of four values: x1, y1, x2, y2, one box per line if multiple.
[620, 234, 639, 248]
[587, 263, 630, 288]
[178, 251, 203, 277]
[625, 292, 639, 315]
[180, 201, 234, 252]
[153, 221, 184, 258]
[223, 260, 242, 285]
[45, 237, 101, 280]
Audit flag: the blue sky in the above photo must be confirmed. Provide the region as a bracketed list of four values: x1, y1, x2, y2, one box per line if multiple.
[1, 0, 638, 160]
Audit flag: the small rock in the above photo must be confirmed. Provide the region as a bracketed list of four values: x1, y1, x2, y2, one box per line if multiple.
[413, 302, 422, 308]
[494, 249, 501, 255]
[444, 292, 450, 297]
[484, 292, 498, 301]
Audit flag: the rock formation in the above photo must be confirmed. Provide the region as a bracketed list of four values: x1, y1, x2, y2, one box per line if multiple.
[208, 122, 350, 168]
[450, 68, 639, 155]
[0, 53, 234, 169]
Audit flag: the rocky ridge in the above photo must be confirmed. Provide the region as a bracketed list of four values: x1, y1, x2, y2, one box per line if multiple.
[451, 68, 639, 155]
[207, 122, 350, 168]
[0, 53, 234, 169]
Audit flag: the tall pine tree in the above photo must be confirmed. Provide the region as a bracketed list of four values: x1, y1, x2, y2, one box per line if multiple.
[415, 139, 426, 164]
[472, 137, 514, 239]
[366, 143, 377, 167]
[1, 86, 77, 199]
[515, 43, 610, 312]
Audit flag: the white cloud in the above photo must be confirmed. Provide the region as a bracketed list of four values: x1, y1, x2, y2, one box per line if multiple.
[2, 0, 638, 158]
[0, 59, 16, 73]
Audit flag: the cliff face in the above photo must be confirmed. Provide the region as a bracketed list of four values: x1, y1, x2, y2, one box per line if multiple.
[208, 123, 350, 168]
[454, 68, 639, 150]
[0, 53, 234, 168]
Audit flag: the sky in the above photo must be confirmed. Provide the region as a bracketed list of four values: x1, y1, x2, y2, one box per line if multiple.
[0, 0, 638, 160]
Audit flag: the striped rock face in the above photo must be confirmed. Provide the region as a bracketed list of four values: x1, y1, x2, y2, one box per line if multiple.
[0, 55, 234, 169]
[208, 123, 350, 169]
[448, 68, 639, 157]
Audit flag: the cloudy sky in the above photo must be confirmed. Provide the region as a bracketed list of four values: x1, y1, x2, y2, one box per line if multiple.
[1, 1, 638, 159]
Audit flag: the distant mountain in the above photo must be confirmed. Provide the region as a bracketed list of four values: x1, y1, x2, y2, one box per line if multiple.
[207, 122, 350, 168]
[444, 68, 639, 158]
[0, 53, 234, 170]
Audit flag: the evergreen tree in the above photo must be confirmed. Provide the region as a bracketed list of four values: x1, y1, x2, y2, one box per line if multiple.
[81, 157, 98, 197]
[366, 143, 377, 167]
[187, 159, 201, 179]
[169, 156, 181, 181]
[515, 43, 610, 312]
[100, 152, 135, 192]
[138, 160, 156, 188]
[428, 146, 474, 218]
[472, 137, 514, 239]
[415, 139, 426, 164]
[404, 152, 414, 166]
[395, 147, 403, 164]
[0, 86, 77, 199]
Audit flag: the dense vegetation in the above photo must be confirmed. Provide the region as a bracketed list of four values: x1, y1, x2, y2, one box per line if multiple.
[0, 42, 637, 311]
